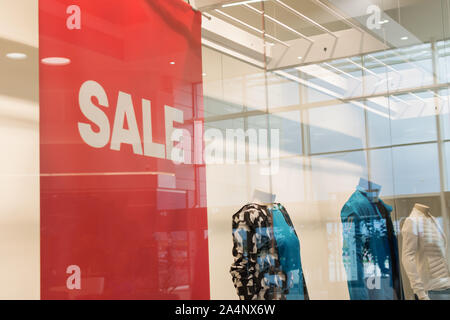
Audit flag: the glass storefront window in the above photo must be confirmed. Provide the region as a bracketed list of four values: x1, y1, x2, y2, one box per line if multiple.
[1, 0, 450, 302]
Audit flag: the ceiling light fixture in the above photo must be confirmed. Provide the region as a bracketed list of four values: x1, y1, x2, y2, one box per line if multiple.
[170, 61, 175, 65]
[322, 62, 362, 82]
[41, 57, 71, 66]
[310, 0, 364, 34]
[6, 52, 27, 60]
[379, 19, 389, 25]
[274, 0, 337, 38]
[401, 36, 409, 40]
[367, 54, 399, 74]
[275, 70, 390, 118]
[214, 9, 290, 47]
[222, 0, 268, 8]
[346, 58, 380, 78]
[243, 4, 314, 42]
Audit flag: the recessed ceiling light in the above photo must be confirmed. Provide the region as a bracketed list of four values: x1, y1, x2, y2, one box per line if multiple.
[170, 61, 175, 65]
[379, 19, 389, 25]
[41, 57, 71, 66]
[298, 56, 303, 60]
[401, 36, 409, 40]
[6, 52, 27, 60]
[202, 73, 207, 76]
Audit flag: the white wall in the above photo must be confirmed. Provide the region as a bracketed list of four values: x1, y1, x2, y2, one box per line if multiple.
[0, 0, 40, 299]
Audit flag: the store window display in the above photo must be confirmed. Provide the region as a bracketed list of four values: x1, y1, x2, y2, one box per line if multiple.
[341, 178, 403, 300]
[3, 0, 450, 302]
[401, 204, 450, 300]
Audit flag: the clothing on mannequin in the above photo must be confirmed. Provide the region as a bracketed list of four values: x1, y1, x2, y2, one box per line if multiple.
[401, 203, 450, 300]
[230, 202, 308, 300]
[341, 178, 403, 300]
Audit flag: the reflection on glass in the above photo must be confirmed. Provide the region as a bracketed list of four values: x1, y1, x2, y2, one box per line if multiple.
[367, 92, 437, 147]
[271, 157, 305, 203]
[267, 73, 301, 109]
[310, 151, 367, 201]
[369, 148, 395, 197]
[392, 144, 440, 195]
[248, 111, 302, 157]
[309, 104, 366, 154]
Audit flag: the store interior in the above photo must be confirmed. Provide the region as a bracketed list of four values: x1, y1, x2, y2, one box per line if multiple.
[0, 0, 450, 299]
[198, 0, 450, 299]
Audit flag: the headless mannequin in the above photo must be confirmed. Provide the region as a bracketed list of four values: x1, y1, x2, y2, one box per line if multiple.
[355, 177, 402, 299]
[252, 189, 301, 294]
[413, 203, 430, 216]
[252, 189, 276, 207]
[403, 203, 449, 300]
[358, 177, 381, 203]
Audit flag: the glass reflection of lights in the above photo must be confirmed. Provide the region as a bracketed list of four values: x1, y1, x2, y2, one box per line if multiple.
[41, 57, 71, 66]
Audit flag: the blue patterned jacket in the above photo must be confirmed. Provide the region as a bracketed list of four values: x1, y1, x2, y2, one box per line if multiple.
[341, 189, 403, 300]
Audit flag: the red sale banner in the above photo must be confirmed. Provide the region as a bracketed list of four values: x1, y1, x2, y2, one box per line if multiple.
[39, 0, 209, 299]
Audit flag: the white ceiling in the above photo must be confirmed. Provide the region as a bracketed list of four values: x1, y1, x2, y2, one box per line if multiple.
[197, 0, 450, 69]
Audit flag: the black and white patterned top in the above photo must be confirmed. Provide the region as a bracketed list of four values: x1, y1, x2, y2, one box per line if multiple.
[230, 203, 309, 300]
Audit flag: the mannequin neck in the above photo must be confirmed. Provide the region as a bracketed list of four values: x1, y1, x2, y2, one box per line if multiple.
[252, 189, 275, 207]
[414, 203, 431, 216]
[252, 199, 274, 208]
[252, 199, 275, 208]
[357, 178, 381, 203]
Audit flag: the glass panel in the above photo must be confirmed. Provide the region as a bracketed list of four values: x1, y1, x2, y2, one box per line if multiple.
[2, 0, 450, 302]
[438, 88, 450, 140]
[392, 143, 440, 195]
[369, 148, 395, 197]
[310, 151, 367, 201]
[267, 72, 301, 109]
[367, 91, 437, 147]
[366, 97, 392, 148]
[271, 156, 305, 203]
[309, 104, 366, 154]
[444, 142, 450, 191]
[248, 111, 302, 157]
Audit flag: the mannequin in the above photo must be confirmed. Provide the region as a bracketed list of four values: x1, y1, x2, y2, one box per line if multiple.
[413, 203, 430, 216]
[230, 190, 308, 300]
[401, 203, 450, 300]
[341, 177, 403, 300]
[357, 177, 381, 203]
[252, 189, 276, 206]
[251, 188, 301, 296]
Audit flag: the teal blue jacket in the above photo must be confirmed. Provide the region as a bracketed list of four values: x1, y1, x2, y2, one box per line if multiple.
[341, 189, 403, 300]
